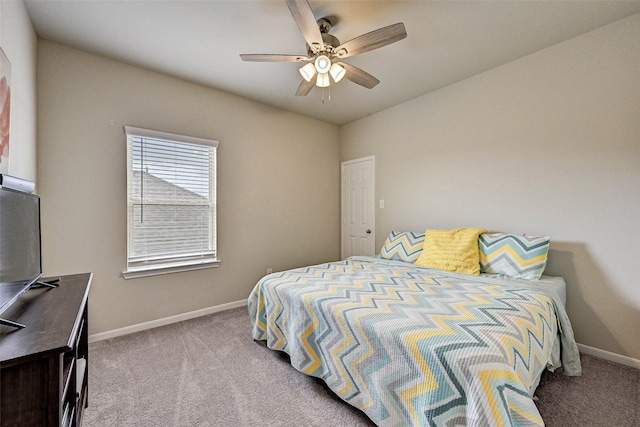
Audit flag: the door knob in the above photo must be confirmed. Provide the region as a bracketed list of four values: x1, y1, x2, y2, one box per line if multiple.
[366, 229, 372, 234]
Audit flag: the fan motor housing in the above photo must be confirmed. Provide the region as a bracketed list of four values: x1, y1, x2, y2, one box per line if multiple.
[322, 33, 340, 51]
[304, 17, 339, 55]
[307, 32, 340, 56]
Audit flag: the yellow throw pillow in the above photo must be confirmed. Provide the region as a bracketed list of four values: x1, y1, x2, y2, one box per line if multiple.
[414, 228, 487, 275]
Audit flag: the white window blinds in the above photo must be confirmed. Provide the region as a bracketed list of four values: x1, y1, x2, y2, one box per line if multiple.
[124, 126, 218, 278]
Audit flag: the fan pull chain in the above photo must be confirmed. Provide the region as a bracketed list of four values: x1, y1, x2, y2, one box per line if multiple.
[321, 86, 331, 104]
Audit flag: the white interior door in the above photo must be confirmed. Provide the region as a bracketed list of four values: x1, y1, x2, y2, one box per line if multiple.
[341, 156, 375, 259]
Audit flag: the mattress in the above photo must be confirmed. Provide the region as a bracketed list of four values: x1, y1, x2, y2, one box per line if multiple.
[480, 274, 567, 306]
[248, 256, 581, 426]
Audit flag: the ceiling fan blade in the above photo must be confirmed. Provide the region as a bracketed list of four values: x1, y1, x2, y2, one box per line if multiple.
[337, 62, 380, 89]
[334, 23, 407, 59]
[286, 0, 324, 54]
[295, 75, 317, 96]
[240, 54, 309, 62]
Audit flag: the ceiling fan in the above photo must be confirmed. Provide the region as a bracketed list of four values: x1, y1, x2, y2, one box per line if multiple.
[240, 0, 407, 97]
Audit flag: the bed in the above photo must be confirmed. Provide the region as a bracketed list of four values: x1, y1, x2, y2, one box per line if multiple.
[248, 230, 581, 426]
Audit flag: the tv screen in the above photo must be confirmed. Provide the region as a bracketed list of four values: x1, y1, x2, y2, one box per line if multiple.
[0, 186, 42, 317]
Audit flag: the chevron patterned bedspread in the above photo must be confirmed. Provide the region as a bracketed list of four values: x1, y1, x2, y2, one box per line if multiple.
[248, 256, 581, 426]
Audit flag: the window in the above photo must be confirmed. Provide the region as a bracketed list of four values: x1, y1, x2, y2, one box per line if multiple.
[123, 126, 218, 279]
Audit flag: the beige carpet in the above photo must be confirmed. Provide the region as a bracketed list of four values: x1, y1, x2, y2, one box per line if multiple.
[83, 307, 639, 426]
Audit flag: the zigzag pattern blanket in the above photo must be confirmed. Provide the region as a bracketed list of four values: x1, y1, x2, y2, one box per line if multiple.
[248, 256, 581, 426]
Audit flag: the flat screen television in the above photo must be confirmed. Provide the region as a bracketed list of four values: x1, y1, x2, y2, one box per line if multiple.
[0, 185, 42, 327]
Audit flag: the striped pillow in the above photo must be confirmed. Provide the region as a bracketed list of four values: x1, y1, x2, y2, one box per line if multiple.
[380, 231, 425, 263]
[479, 233, 551, 280]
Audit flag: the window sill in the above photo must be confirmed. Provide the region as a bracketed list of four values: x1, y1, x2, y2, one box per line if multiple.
[122, 259, 221, 279]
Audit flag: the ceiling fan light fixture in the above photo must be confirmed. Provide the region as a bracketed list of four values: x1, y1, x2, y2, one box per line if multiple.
[299, 63, 316, 82]
[314, 55, 331, 74]
[329, 63, 346, 83]
[316, 72, 330, 88]
[241, 0, 408, 99]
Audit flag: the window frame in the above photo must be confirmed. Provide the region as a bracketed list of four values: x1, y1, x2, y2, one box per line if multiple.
[122, 126, 219, 279]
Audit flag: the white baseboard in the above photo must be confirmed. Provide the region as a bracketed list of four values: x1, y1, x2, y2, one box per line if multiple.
[577, 343, 640, 370]
[89, 299, 247, 343]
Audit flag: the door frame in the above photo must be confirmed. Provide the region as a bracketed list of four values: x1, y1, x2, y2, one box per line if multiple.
[341, 155, 376, 259]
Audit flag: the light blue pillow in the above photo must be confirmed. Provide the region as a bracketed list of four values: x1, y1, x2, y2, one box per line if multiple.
[479, 233, 551, 280]
[379, 231, 425, 263]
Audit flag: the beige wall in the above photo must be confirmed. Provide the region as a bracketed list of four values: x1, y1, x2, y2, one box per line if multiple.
[36, 41, 340, 335]
[0, 0, 37, 180]
[341, 15, 640, 360]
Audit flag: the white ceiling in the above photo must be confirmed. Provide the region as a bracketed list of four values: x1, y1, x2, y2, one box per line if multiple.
[24, 0, 640, 126]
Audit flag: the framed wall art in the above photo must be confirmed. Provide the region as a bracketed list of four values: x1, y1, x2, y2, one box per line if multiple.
[1, 47, 11, 174]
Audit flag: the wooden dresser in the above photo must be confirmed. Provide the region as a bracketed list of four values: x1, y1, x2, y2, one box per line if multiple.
[1, 273, 92, 427]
